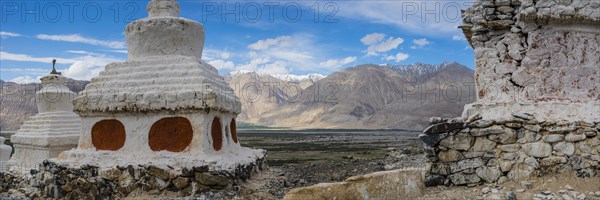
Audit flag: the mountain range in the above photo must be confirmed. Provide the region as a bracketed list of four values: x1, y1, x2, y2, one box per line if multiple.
[226, 61, 475, 130]
[0, 61, 474, 131]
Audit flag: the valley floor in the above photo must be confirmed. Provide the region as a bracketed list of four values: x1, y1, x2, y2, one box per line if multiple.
[235, 130, 426, 199]
[231, 130, 600, 200]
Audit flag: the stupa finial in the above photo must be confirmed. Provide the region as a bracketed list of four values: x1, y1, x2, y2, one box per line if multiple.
[147, 0, 180, 18]
[50, 59, 61, 75]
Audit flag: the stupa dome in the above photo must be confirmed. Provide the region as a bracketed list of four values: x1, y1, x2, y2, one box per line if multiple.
[126, 0, 204, 60]
[9, 64, 80, 171]
[63, 0, 263, 171]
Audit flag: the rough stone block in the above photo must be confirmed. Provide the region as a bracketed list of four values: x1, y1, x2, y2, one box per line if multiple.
[440, 134, 474, 151]
[471, 137, 497, 151]
[522, 143, 552, 158]
[283, 169, 425, 200]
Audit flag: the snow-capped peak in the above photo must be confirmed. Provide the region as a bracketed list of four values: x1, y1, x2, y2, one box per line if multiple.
[226, 70, 326, 82]
[272, 73, 326, 82]
[391, 61, 458, 76]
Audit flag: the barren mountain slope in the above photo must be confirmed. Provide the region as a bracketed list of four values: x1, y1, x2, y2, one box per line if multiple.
[230, 62, 475, 130]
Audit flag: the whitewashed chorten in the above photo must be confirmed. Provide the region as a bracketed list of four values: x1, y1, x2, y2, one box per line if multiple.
[59, 0, 265, 169]
[9, 61, 80, 170]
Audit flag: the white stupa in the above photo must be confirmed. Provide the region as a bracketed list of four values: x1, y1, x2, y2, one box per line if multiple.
[59, 0, 265, 169]
[9, 61, 80, 170]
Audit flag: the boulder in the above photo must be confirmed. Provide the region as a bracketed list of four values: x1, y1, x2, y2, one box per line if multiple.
[429, 163, 450, 175]
[471, 137, 497, 152]
[423, 122, 465, 134]
[424, 174, 446, 187]
[438, 150, 463, 163]
[419, 133, 448, 147]
[539, 156, 567, 166]
[173, 177, 189, 189]
[450, 158, 485, 173]
[521, 143, 552, 158]
[195, 173, 229, 187]
[547, 126, 577, 134]
[498, 144, 520, 152]
[283, 169, 425, 200]
[469, 120, 494, 128]
[565, 133, 586, 142]
[523, 124, 542, 132]
[553, 142, 575, 155]
[471, 125, 506, 136]
[448, 173, 481, 185]
[516, 129, 541, 143]
[489, 128, 518, 144]
[475, 166, 501, 182]
[543, 134, 564, 143]
[507, 164, 534, 180]
[100, 168, 121, 181]
[524, 157, 540, 168]
[440, 134, 474, 151]
[148, 165, 171, 180]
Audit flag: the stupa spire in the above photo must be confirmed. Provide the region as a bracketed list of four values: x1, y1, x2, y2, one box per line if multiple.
[147, 0, 180, 18]
[50, 59, 61, 75]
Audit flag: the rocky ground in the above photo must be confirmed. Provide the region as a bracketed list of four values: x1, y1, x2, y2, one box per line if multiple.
[419, 173, 600, 200]
[237, 148, 426, 199]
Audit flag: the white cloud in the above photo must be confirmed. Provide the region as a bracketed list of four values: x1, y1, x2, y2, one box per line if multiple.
[256, 61, 288, 75]
[360, 33, 386, 45]
[1, 50, 123, 81]
[269, 50, 313, 64]
[208, 59, 235, 70]
[335, 2, 472, 37]
[234, 57, 272, 72]
[248, 36, 292, 50]
[361, 33, 404, 56]
[9, 76, 40, 84]
[320, 56, 357, 68]
[109, 50, 128, 54]
[412, 38, 430, 49]
[203, 49, 233, 61]
[384, 53, 410, 62]
[453, 34, 466, 41]
[0, 51, 79, 64]
[62, 55, 122, 80]
[0, 32, 21, 39]
[220, 52, 231, 59]
[234, 34, 323, 75]
[36, 34, 126, 49]
[66, 50, 104, 56]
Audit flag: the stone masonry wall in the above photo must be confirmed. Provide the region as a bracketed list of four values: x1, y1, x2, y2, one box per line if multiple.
[420, 0, 600, 186]
[0, 158, 266, 199]
[421, 114, 599, 186]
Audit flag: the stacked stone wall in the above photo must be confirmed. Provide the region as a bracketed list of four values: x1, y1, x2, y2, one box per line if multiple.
[421, 0, 600, 186]
[0, 158, 266, 199]
[421, 114, 599, 186]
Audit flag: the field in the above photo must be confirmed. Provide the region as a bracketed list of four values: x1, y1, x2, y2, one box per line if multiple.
[238, 129, 420, 166]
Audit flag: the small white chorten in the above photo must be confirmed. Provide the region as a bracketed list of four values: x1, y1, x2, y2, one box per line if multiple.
[59, 0, 265, 169]
[9, 61, 80, 170]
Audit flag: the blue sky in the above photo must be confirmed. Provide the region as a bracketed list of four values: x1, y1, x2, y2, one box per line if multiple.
[0, 0, 474, 83]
